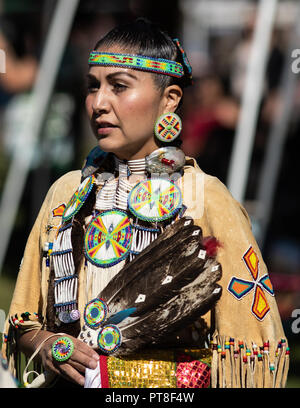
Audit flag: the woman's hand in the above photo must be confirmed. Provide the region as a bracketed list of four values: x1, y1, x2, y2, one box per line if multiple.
[19, 330, 99, 386]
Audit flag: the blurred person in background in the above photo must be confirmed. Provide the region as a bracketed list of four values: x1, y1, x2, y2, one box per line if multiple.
[0, 15, 38, 169]
[0, 26, 37, 95]
[181, 74, 239, 183]
[2, 18, 289, 389]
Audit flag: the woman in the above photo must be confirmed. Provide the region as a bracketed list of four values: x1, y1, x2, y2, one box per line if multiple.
[2, 19, 289, 388]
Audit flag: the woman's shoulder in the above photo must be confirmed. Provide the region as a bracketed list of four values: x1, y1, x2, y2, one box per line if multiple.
[49, 169, 82, 191]
[44, 170, 82, 206]
[183, 156, 251, 224]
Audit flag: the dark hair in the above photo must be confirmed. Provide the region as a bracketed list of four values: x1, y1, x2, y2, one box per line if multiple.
[93, 18, 192, 94]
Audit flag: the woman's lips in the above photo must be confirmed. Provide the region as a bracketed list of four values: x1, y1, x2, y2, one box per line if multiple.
[97, 126, 116, 135]
[96, 123, 118, 136]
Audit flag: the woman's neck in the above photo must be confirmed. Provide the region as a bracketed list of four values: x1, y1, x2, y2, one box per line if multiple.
[113, 139, 159, 162]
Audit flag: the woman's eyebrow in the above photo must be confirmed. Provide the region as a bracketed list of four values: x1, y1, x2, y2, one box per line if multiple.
[86, 71, 138, 82]
[106, 71, 138, 80]
[86, 73, 98, 81]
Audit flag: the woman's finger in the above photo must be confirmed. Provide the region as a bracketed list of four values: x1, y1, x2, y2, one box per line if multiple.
[58, 362, 86, 386]
[48, 357, 86, 386]
[68, 348, 98, 372]
[72, 338, 99, 361]
[43, 358, 81, 386]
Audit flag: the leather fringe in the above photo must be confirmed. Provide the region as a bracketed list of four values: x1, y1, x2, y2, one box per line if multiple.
[211, 332, 290, 388]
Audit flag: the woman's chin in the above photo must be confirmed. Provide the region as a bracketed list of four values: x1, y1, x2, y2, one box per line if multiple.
[97, 139, 125, 156]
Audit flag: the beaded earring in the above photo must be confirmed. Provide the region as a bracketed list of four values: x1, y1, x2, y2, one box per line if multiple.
[154, 112, 182, 143]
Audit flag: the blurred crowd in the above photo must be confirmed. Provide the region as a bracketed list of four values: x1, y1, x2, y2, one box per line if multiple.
[180, 15, 300, 326]
[0, 0, 299, 332]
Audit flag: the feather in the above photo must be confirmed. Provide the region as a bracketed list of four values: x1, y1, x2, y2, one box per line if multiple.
[115, 258, 222, 356]
[99, 216, 204, 316]
[106, 308, 137, 325]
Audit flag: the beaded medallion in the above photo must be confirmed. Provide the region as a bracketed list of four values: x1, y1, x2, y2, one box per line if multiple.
[62, 174, 95, 223]
[84, 210, 132, 267]
[154, 113, 182, 143]
[51, 336, 74, 362]
[84, 298, 108, 329]
[97, 324, 122, 354]
[128, 178, 182, 222]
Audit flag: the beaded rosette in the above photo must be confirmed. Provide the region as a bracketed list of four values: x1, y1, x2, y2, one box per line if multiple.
[80, 297, 122, 352]
[84, 298, 108, 329]
[128, 178, 182, 222]
[51, 337, 74, 362]
[97, 325, 122, 354]
[62, 174, 95, 223]
[84, 210, 132, 267]
[154, 113, 182, 143]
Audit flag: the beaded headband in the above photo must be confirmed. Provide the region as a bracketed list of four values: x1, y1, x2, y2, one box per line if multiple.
[88, 51, 184, 78]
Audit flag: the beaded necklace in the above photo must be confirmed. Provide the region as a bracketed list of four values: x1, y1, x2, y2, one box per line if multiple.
[51, 148, 186, 326]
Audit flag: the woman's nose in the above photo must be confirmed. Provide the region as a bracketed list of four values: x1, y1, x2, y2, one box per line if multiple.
[92, 88, 110, 114]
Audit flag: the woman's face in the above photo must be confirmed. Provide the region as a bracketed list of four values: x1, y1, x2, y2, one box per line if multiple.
[85, 46, 167, 160]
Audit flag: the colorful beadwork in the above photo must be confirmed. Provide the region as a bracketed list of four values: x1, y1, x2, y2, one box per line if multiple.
[52, 203, 66, 218]
[243, 246, 259, 280]
[84, 298, 108, 329]
[51, 337, 74, 362]
[84, 210, 132, 267]
[62, 175, 95, 223]
[89, 51, 184, 78]
[44, 242, 53, 267]
[259, 274, 275, 296]
[173, 38, 193, 80]
[97, 324, 122, 354]
[154, 113, 182, 143]
[227, 277, 255, 299]
[227, 246, 274, 321]
[128, 178, 182, 222]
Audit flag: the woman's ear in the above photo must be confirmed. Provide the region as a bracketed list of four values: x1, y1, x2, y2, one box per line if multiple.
[162, 84, 183, 113]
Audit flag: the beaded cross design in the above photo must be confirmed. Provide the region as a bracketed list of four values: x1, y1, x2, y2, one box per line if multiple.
[227, 246, 274, 321]
[154, 113, 182, 143]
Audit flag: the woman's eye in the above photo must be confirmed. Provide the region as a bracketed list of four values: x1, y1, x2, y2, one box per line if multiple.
[113, 83, 127, 92]
[87, 80, 99, 93]
[87, 85, 98, 93]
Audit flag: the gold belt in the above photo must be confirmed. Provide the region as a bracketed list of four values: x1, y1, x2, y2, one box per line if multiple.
[101, 348, 212, 388]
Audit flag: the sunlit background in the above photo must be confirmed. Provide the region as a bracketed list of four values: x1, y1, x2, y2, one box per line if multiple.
[0, 0, 299, 387]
